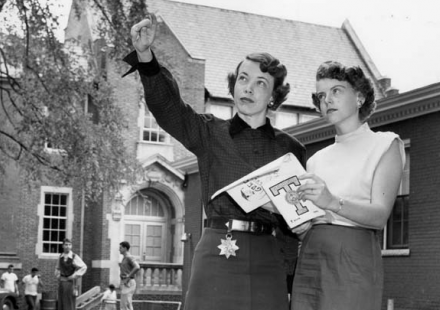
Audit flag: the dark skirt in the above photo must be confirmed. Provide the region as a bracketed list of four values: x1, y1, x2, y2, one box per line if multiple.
[291, 224, 383, 310]
[184, 228, 289, 310]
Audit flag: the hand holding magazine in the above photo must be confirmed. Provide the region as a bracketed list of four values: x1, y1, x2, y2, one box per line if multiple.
[211, 153, 325, 229]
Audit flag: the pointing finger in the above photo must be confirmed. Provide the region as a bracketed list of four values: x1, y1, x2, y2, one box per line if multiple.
[135, 18, 152, 31]
[150, 12, 157, 27]
[130, 19, 152, 41]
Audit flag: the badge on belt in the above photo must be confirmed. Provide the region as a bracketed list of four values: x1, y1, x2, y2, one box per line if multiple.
[218, 233, 239, 259]
[217, 220, 239, 258]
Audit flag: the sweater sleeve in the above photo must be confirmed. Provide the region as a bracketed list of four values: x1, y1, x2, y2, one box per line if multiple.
[123, 50, 215, 156]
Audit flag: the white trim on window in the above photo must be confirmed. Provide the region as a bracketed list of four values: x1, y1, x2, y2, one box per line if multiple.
[36, 186, 74, 259]
[44, 142, 67, 155]
[382, 249, 410, 257]
[207, 104, 234, 120]
[381, 139, 410, 256]
[139, 104, 170, 144]
[274, 111, 299, 129]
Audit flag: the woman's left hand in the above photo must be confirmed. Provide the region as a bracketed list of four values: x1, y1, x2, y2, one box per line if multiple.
[297, 173, 335, 210]
[291, 221, 312, 236]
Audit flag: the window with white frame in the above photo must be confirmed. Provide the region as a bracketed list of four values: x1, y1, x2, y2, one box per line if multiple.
[300, 113, 319, 124]
[142, 110, 170, 143]
[274, 111, 299, 129]
[381, 141, 410, 255]
[37, 186, 73, 257]
[208, 104, 234, 120]
[41, 106, 62, 153]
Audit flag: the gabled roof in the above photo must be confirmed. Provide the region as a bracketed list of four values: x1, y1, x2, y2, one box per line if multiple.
[139, 153, 185, 181]
[147, 0, 385, 108]
[64, 2, 99, 43]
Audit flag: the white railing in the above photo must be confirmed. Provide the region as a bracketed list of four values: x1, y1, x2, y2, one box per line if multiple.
[137, 262, 183, 293]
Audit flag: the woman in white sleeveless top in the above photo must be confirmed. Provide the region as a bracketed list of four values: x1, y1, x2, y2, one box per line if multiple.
[290, 61, 405, 310]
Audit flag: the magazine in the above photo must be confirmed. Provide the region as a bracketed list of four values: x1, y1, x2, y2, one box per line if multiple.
[211, 153, 325, 229]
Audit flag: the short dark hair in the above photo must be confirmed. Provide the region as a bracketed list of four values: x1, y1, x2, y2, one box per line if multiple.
[119, 241, 130, 250]
[312, 61, 376, 122]
[109, 284, 115, 290]
[227, 52, 290, 110]
[31, 268, 39, 272]
[63, 238, 72, 244]
[8, 264, 13, 269]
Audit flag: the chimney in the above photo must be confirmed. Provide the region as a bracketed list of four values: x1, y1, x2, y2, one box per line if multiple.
[385, 87, 399, 97]
[378, 76, 399, 97]
[378, 76, 391, 91]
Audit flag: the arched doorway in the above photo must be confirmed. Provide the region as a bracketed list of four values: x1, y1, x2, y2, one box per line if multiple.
[123, 189, 173, 262]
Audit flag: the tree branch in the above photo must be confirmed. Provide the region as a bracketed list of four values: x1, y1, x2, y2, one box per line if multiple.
[15, 0, 31, 65]
[0, 0, 7, 12]
[0, 87, 18, 125]
[92, 0, 114, 28]
[0, 129, 62, 171]
[0, 48, 23, 93]
[0, 138, 22, 160]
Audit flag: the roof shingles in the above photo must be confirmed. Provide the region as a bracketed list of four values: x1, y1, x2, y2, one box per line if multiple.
[148, 0, 383, 108]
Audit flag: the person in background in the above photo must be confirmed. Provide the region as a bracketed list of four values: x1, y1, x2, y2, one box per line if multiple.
[55, 238, 87, 310]
[290, 61, 405, 310]
[100, 284, 117, 310]
[119, 241, 140, 310]
[123, 14, 306, 310]
[1, 264, 19, 295]
[22, 267, 43, 310]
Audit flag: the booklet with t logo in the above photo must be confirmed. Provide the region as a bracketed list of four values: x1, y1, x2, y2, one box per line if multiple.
[211, 153, 325, 229]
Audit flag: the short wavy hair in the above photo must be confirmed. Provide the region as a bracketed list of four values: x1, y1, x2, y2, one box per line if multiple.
[227, 52, 290, 111]
[312, 61, 376, 122]
[119, 241, 130, 250]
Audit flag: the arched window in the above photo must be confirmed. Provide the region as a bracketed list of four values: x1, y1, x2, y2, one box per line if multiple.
[125, 194, 164, 217]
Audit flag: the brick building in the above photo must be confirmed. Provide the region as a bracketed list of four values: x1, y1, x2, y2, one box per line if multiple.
[284, 83, 440, 309]
[3, 1, 438, 310]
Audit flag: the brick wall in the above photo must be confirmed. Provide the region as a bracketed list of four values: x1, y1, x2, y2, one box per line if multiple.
[0, 162, 21, 254]
[379, 112, 440, 310]
[13, 176, 85, 297]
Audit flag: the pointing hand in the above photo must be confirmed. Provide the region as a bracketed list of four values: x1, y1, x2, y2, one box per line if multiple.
[131, 14, 158, 54]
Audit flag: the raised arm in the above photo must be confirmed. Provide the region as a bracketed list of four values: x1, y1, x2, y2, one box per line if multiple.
[124, 14, 214, 155]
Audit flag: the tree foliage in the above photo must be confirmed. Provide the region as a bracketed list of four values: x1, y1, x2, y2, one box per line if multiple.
[0, 0, 149, 201]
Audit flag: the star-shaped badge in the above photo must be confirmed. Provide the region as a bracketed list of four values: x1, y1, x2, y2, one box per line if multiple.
[217, 235, 239, 259]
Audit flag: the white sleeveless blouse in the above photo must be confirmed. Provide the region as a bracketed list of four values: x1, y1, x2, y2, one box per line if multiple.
[308, 123, 405, 227]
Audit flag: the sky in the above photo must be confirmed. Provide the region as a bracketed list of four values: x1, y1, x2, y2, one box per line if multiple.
[56, 0, 440, 93]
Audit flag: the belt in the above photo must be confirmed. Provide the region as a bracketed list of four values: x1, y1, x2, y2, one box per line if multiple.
[314, 223, 376, 233]
[207, 218, 274, 235]
[120, 275, 135, 279]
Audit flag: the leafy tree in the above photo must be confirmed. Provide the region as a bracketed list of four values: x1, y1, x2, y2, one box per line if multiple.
[0, 0, 149, 201]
